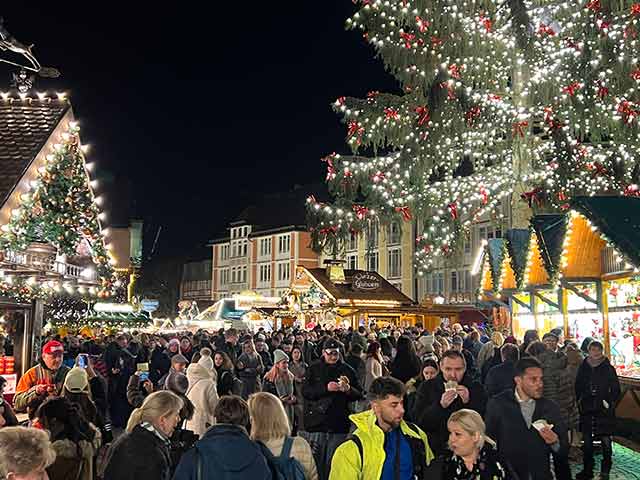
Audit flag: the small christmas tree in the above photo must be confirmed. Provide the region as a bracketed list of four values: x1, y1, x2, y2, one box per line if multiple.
[308, 0, 640, 271]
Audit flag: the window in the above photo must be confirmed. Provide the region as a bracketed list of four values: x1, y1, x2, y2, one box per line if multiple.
[220, 268, 229, 286]
[346, 253, 358, 270]
[366, 251, 379, 272]
[259, 264, 271, 283]
[367, 221, 379, 249]
[278, 235, 291, 254]
[433, 271, 444, 293]
[463, 233, 471, 254]
[465, 270, 472, 292]
[387, 222, 401, 245]
[219, 245, 229, 261]
[241, 266, 247, 283]
[347, 232, 358, 251]
[260, 238, 272, 257]
[388, 248, 401, 278]
[231, 267, 237, 284]
[277, 262, 291, 282]
[451, 271, 459, 292]
[241, 240, 248, 256]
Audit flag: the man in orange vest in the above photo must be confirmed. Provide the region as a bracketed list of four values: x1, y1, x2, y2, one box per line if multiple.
[14, 340, 70, 412]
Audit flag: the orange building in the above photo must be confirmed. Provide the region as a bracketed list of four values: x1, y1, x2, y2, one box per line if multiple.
[210, 187, 320, 300]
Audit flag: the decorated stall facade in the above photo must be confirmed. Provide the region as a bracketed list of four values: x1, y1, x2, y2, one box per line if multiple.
[285, 265, 434, 330]
[480, 196, 640, 386]
[0, 91, 116, 379]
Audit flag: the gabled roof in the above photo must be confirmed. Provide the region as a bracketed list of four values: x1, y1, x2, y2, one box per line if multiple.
[304, 267, 414, 305]
[571, 196, 640, 268]
[0, 97, 70, 206]
[486, 238, 506, 289]
[531, 214, 567, 280]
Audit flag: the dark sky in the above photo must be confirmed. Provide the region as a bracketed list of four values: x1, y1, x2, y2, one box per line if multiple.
[1, 3, 397, 258]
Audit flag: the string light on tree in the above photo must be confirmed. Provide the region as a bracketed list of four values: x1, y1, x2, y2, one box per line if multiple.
[307, 0, 640, 272]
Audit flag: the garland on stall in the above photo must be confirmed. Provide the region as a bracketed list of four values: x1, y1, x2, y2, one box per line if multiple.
[307, 0, 640, 271]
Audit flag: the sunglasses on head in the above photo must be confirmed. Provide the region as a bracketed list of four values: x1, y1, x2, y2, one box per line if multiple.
[325, 349, 340, 356]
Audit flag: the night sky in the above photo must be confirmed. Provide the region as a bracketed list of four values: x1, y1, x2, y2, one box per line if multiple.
[1, 3, 398, 258]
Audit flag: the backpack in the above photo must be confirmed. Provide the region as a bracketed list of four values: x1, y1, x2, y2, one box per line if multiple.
[257, 437, 306, 480]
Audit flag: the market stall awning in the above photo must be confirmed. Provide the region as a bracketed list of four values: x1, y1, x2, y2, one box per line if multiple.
[572, 196, 640, 269]
[531, 214, 567, 281]
[506, 229, 530, 288]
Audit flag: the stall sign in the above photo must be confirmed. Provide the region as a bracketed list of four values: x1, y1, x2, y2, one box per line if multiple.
[608, 280, 640, 308]
[352, 272, 381, 291]
[292, 267, 313, 291]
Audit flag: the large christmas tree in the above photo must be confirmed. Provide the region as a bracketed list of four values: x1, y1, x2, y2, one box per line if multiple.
[308, 0, 640, 271]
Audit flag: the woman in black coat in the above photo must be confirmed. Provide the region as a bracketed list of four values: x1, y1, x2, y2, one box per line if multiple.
[214, 351, 237, 396]
[104, 391, 183, 480]
[574, 341, 621, 480]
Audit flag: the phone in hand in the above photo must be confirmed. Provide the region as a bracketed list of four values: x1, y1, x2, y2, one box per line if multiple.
[77, 354, 88, 369]
[139, 371, 149, 382]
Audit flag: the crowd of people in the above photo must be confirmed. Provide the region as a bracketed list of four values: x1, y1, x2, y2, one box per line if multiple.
[0, 322, 623, 479]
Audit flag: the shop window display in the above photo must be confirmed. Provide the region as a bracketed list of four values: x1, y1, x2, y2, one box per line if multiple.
[607, 279, 640, 380]
[566, 283, 603, 346]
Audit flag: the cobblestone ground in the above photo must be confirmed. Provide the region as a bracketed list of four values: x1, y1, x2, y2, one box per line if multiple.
[570, 444, 640, 479]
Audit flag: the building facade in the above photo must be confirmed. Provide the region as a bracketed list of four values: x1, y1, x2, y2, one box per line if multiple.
[180, 258, 213, 304]
[210, 188, 321, 300]
[319, 219, 415, 300]
[416, 200, 514, 306]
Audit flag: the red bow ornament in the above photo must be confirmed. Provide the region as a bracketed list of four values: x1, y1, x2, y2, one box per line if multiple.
[597, 82, 609, 99]
[384, 107, 399, 120]
[466, 107, 482, 126]
[395, 206, 412, 221]
[562, 82, 581, 96]
[479, 14, 492, 32]
[372, 171, 385, 183]
[448, 202, 458, 219]
[586, 0, 601, 12]
[431, 36, 443, 48]
[512, 120, 529, 138]
[321, 153, 337, 181]
[319, 226, 338, 236]
[631, 69, 640, 81]
[367, 91, 380, 103]
[448, 64, 462, 79]
[415, 106, 430, 126]
[352, 205, 369, 220]
[400, 32, 416, 49]
[538, 23, 556, 36]
[347, 121, 365, 145]
[632, 3, 640, 16]
[617, 100, 639, 124]
[416, 16, 430, 32]
[336, 96, 346, 106]
[480, 187, 489, 205]
[521, 188, 543, 207]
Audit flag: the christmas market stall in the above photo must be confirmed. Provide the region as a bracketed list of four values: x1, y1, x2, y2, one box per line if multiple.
[283, 264, 432, 330]
[0, 91, 115, 397]
[480, 196, 640, 427]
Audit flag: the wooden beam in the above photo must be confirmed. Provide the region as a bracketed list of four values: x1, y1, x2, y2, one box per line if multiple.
[534, 292, 560, 310]
[598, 280, 611, 357]
[510, 295, 531, 311]
[561, 280, 598, 305]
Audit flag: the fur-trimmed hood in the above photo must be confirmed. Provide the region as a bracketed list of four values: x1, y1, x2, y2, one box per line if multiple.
[51, 438, 95, 459]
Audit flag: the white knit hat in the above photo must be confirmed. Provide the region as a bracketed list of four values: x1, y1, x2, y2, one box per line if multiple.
[273, 349, 289, 364]
[198, 348, 214, 371]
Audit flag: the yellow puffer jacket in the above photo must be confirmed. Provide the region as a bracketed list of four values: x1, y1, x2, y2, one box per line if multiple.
[329, 409, 434, 480]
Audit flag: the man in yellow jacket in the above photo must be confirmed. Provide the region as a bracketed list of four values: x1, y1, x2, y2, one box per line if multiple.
[329, 376, 434, 480]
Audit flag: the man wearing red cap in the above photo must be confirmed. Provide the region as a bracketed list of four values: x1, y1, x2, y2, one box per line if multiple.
[13, 340, 71, 412]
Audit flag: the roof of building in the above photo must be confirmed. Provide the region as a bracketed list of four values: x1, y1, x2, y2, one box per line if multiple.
[571, 196, 640, 268]
[304, 267, 414, 305]
[0, 97, 70, 207]
[505, 228, 530, 287]
[208, 183, 327, 244]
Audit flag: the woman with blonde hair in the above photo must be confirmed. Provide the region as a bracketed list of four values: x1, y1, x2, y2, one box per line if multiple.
[263, 349, 296, 429]
[432, 409, 508, 479]
[0, 426, 56, 479]
[248, 392, 318, 480]
[103, 390, 183, 480]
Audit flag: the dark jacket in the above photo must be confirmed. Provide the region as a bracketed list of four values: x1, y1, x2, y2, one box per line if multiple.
[126, 374, 149, 408]
[0, 398, 18, 426]
[150, 347, 171, 386]
[104, 425, 172, 480]
[344, 353, 366, 389]
[485, 389, 569, 480]
[426, 444, 508, 480]
[302, 358, 363, 433]
[485, 361, 516, 398]
[575, 357, 621, 434]
[222, 341, 241, 365]
[413, 372, 487, 456]
[480, 347, 502, 382]
[215, 366, 236, 396]
[173, 424, 272, 480]
[258, 350, 273, 371]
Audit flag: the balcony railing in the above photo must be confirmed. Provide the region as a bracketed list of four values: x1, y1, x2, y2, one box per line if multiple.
[2, 249, 98, 282]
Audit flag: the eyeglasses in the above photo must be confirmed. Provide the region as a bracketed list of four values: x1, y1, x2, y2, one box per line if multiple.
[324, 349, 340, 356]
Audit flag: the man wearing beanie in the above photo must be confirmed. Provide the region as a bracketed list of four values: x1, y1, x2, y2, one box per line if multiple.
[158, 353, 188, 389]
[14, 340, 71, 412]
